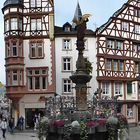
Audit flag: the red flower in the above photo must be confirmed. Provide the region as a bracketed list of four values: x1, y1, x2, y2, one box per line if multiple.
[97, 119, 107, 126]
[86, 121, 97, 127]
[53, 120, 65, 127]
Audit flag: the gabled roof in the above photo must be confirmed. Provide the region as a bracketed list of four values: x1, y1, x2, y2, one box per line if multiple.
[54, 24, 95, 37]
[96, 2, 127, 34]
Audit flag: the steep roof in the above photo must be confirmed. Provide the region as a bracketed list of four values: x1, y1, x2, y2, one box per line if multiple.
[96, 2, 128, 34]
[54, 23, 95, 37]
[3, 0, 23, 7]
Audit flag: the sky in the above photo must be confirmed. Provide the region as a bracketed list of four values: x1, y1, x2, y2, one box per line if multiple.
[0, 0, 127, 84]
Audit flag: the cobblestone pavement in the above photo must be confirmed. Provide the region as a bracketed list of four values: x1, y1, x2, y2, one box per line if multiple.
[0, 126, 138, 140]
[0, 131, 38, 140]
[128, 126, 140, 140]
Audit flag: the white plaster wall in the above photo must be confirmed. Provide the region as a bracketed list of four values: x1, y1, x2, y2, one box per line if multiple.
[23, 39, 52, 86]
[55, 36, 98, 98]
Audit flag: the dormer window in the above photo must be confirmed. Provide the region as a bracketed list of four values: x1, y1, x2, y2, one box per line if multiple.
[64, 26, 70, 32]
[63, 22, 72, 32]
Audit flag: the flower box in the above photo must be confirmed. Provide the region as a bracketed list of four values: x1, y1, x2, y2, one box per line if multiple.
[96, 125, 107, 132]
[87, 127, 95, 134]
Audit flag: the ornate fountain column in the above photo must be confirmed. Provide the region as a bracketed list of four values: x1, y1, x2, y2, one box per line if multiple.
[70, 15, 92, 110]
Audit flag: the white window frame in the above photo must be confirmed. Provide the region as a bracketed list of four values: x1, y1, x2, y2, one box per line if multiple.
[5, 19, 9, 32]
[12, 42, 17, 57]
[27, 68, 48, 91]
[30, 41, 43, 58]
[63, 79, 72, 94]
[115, 82, 122, 95]
[31, 18, 41, 31]
[119, 61, 124, 71]
[11, 18, 18, 30]
[116, 41, 123, 50]
[106, 59, 112, 70]
[63, 39, 71, 50]
[107, 40, 114, 49]
[62, 57, 72, 71]
[31, 0, 41, 7]
[113, 60, 118, 71]
[122, 22, 129, 31]
[12, 70, 18, 85]
[134, 25, 140, 34]
[102, 82, 110, 95]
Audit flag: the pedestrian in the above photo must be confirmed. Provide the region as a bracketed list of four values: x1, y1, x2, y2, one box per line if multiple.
[0, 118, 7, 138]
[9, 118, 14, 134]
[18, 116, 24, 130]
[33, 114, 39, 130]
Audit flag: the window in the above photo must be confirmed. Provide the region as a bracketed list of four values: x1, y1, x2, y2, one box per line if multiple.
[102, 82, 110, 95]
[6, 43, 10, 57]
[12, 42, 17, 56]
[107, 39, 123, 50]
[11, 18, 18, 30]
[134, 9, 140, 17]
[122, 22, 129, 31]
[31, 18, 41, 31]
[12, 70, 18, 85]
[134, 62, 139, 73]
[133, 43, 140, 53]
[64, 26, 70, 32]
[127, 82, 132, 95]
[19, 19, 23, 30]
[30, 41, 44, 58]
[7, 71, 10, 86]
[63, 79, 72, 94]
[5, 19, 9, 32]
[134, 25, 140, 34]
[27, 68, 48, 90]
[106, 59, 112, 70]
[127, 104, 133, 118]
[119, 61, 124, 71]
[63, 39, 71, 50]
[31, 0, 41, 7]
[63, 57, 71, 71]
[116, 41, 123, 50]
[115, 82, 122, 95]
[113, 60, 118, 71]
[107, 40, 114, 49]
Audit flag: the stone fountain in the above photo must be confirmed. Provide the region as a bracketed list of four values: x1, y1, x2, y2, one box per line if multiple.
[70, 15, 92, 111]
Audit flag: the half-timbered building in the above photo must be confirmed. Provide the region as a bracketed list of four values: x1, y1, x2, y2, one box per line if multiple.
[96, 0, 140, 124]
[2, 0, 55, 128]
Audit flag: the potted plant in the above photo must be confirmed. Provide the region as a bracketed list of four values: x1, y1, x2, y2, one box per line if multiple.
[38, 117, 49, 140]
[96, 118, 107, 132]
[71, 120, 80, 134]
[53, 120, 65, 134]
[106, 116, 118, 140]
[117, 113, 129, 140]
[86, 120, 97, 134]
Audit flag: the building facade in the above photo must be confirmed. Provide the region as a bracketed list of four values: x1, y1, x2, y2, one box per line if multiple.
[96, 0, 140, 124]
[2, 0, 55, 128]
[3, 0, 140, 126]
[55, 22, 97, 98]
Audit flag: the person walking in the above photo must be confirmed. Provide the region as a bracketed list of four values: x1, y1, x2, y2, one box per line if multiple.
[1, 118, 7, 138]
[18, 116, 24, 130]
[9, 118, 14, 134]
